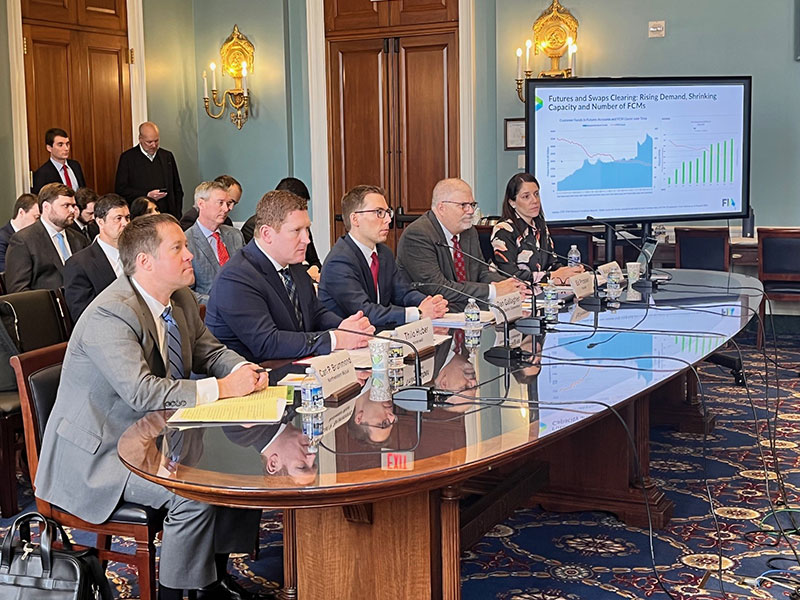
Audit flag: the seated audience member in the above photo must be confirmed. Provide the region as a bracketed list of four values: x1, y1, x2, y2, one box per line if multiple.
[492, 173, 582, 284]
[35, 213, 269, 600]
[69, 187, 100, 242]
[241, 177, 321, 280]
[180, 174, 241, 230]
[396, 178, 526, 311]
[63, 194, 131, 321]
[185, 181, 244, 303]
[130, 196, 159, 220]
[31, 127, 86, 194]
[319, 184, 447, 327]
[0, 193, 40, 271]
[206, 189, 374, 361]
[5, 183, 89, 292]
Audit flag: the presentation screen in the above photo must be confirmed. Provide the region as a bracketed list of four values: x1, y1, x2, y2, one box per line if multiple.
[525, 76, 751, 225]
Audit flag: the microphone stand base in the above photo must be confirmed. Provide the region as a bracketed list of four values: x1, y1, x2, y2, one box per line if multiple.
[515, 316, 546, 336]
[392, 386, 436, 412]
[632, 279, 655, 293]
[578, 295, 604, 312]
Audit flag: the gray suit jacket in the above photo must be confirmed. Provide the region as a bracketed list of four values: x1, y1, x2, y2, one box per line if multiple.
[396, 210, 504, 311]
[185, 222, 244, 304]
[35, 276, 244, 524]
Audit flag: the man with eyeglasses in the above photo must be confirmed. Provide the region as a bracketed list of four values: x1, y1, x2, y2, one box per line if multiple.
[319, 185, 448, 327]
[5, 182, 89, 292]
[397, 178, 527, 311]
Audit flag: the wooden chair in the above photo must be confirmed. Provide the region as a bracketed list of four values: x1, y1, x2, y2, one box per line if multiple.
[757, 228, 800, 348]
[674, 227, 730, 271]
[550, 227, 595, 267]
[11, 343, 162, 600]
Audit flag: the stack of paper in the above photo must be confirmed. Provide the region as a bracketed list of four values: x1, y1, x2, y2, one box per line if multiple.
[167, 386, 293, 426]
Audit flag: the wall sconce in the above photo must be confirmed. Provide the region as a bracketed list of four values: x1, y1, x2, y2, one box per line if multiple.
[202, 25, 254, 130]
[515, 0, 579, 103]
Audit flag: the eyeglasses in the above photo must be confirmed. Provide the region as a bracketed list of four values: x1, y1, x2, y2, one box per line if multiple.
[441, 200, 478, 212]
[354, 207, 395, 220]
[363, 416, 397, 430]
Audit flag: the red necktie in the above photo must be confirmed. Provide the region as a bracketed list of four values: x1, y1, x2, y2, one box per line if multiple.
[452, 235, 467, 283]
[211, 232, 229, 266]
[370, 251, 379, 296]
[62, 165, 72, 189]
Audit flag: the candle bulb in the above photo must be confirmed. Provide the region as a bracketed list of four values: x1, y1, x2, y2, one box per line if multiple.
[516, 48, 522, 80]
[202, 70, 208, 99]
[525, 39, 532, 72]
[210, 62, 217, 91]
[570, 43, 577, 76]
[242, 63, 248, 97]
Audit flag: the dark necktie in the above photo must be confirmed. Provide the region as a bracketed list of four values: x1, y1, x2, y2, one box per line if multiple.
[279, 267, 304, 329]
[370, 251, 379, 296]
[452, 235, 467, 283]
[160, 306, 184, 380]
[62, 165, 72, 189]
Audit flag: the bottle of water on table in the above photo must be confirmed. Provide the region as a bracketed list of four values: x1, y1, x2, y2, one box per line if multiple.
[300, 367, 324, 412]
[543, 280, 558, 323]
[567, 244, 581, 268]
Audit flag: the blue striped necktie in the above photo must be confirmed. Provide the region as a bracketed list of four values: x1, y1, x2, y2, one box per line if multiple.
[160, 306, 184, 380]
[279, 267, 304, 329]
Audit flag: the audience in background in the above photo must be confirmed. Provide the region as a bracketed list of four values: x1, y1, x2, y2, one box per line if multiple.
[70, 187, 100, 242]
[180, 174, 241, 230]
[5, 183, 88, 292]
[31, 127, 86, 194]
[130, 196, 159, 220]
[0, 193, 40, 271]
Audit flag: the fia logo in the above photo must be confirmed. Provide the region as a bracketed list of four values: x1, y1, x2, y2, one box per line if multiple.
[721, 198, 736, 207]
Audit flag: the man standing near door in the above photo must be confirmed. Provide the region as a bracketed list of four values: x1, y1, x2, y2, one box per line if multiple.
[115, 121, 184, 219]
[31, 128, 87, 194]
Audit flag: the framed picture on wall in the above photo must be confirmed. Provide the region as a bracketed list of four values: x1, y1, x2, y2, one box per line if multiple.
[504, 118, 526, 150]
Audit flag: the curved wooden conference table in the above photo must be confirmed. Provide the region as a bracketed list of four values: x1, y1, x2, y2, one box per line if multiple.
[119, 270, 762, 600]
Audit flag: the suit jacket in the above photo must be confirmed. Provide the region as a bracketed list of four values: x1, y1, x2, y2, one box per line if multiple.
[241, 215, 322, 268]
[179, 206, 233, 231]
[69, 220, 100, 243]
[185, 222, 244, 304]
[31, 159, 86, 194]
[5, 219, 89, 292]
[63, 241, 118, 322]
[34, 277, 244, 524]
[114, 145, 184, 218]
[206, 240, 341, 361]
[396, 210, 504, 311]
[0, 221, 15, 272]
[319, 235, 425, 327]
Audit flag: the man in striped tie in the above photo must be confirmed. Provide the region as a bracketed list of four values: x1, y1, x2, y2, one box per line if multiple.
[35, 213, 271, 599]
[185, 181, 244, 304]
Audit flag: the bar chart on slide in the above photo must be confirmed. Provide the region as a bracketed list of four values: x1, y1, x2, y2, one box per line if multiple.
[664, 136, 736, 186]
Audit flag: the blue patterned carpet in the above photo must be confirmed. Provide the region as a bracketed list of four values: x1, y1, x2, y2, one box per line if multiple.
[3, 333, 800, 599]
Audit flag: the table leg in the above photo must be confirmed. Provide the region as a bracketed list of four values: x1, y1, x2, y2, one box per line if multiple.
[441, 486, 462, 600]
[277, 509, 297, 600]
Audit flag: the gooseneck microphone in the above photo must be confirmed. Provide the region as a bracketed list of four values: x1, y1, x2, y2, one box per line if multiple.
[433, 241, 545, 335]
[585, 215, 658, 293]
[544, 249, 603, 312]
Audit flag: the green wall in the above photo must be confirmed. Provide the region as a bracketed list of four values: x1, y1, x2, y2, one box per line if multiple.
[487, 0, 800, 225]
[0, 0, 17, 215]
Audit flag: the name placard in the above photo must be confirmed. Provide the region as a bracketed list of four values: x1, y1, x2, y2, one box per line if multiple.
[394, 317, 434, 356]
[595, 261, 621, 286]
[308, 350, 358, 398]
[322, 398, 356, 435]
[569, 272, 595, 300]
[402, 356, 435, 386]
[495, 327, 523, 348]
[491, 292, 523, 322]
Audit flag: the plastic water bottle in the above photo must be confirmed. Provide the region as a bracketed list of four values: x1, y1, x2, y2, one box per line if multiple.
[543, 280, 558, 323]
[606, 269, 622, 309]
[465, 298, 480, 324]
[301, 411, 323, 452]
[300, 367, 324, 412]
[567, 245, 581, 268]
[465, 326, 482, 349]
[388, 332, 404, 369]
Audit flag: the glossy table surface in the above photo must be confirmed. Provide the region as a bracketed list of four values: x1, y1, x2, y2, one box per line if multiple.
[118, 269, 762, 508]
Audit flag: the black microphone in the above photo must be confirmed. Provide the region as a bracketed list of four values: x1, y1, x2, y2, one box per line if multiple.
[544, 249, 603, 312]
[585, 215, 658, 293]
[412, 281, 529, 367]
[433, 241, 545, 334]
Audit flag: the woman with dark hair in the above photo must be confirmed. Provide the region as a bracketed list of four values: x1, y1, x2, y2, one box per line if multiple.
[129, 196, 159, 220]
[491, 173, 582, 284]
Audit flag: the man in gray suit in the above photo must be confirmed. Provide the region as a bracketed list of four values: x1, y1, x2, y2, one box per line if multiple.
[35, 214, 270, 599]
[186, 181, 244, 303]
[396, 178, 526, 310]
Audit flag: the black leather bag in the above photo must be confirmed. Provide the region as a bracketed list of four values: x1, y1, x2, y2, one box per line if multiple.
[0, 512, 111, 599]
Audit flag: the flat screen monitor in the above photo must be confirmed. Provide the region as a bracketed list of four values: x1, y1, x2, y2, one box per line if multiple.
[525, 76, 752, 225]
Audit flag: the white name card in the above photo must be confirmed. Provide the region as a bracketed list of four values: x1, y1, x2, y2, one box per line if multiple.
[569, 272, 595, 300]
[491, 292, 523, 322]
[322, 398, 356, 435]
[595, 261, 621, 286]
[394, 317, 434, 357]
[308, 350, 358, 398]
[402, 356, 435, 387]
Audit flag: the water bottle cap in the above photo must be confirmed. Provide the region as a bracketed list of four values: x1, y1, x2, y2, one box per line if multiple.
[570, 245, 578, 250]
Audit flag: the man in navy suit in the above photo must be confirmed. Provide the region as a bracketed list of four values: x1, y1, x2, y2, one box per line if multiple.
[206, 189, 374, 361]
[0, 193, 40, 271]
[63, 193, 131, 321]
[319, 185, 447, 327]
[31, 128, 86, 194]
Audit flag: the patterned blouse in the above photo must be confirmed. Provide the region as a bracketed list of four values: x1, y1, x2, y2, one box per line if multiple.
[490, 215, 556, 283]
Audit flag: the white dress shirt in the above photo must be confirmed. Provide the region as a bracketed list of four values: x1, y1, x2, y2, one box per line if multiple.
[40, 215, 71, 264]
[96, 238, 124, 277]
[50, 157, 79, 191]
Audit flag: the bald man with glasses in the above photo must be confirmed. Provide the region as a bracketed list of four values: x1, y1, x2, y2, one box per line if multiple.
[396, 178, 526, 311]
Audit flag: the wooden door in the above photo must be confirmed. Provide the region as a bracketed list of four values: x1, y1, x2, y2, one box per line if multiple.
[327, 38, 392, 244]
[78, 0, 127, 32]
[389, 0, 458, 27]
[394, 32, 459, 232]
[325, 0, 389, 34]
[22, 0, 76, 25]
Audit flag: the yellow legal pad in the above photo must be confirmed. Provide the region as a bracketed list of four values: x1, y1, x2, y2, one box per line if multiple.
[167, 386, 293, 426]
